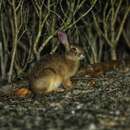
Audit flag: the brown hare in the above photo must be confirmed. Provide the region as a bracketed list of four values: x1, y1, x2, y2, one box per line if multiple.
[28, 31, 84, 94]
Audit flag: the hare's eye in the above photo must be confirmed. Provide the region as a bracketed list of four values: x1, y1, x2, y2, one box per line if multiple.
[71, 47, 77, 52]
[71, 47, 78, 56]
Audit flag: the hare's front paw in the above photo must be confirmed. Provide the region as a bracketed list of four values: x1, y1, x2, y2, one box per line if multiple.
[63, 79, 72, 90]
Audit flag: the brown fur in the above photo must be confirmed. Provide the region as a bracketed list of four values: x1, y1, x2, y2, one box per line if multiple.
[29, 45, 84, 94]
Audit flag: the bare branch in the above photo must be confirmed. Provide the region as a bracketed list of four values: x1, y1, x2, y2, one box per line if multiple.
[65, 0, 97, 30]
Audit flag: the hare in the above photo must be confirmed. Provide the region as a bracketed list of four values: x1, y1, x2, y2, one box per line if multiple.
[29, 31, 84, 94]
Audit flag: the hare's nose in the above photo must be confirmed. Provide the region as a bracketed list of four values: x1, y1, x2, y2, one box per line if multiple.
[80, 54, 85, 60]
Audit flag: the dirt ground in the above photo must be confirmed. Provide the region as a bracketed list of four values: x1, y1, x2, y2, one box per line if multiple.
[0, 70, 130, 130]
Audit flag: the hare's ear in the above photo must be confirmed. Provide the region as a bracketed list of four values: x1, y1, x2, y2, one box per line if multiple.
[57, 31, 70, 51]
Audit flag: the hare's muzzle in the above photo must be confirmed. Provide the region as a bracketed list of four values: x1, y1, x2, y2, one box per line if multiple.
[79, 54, 85, 60]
